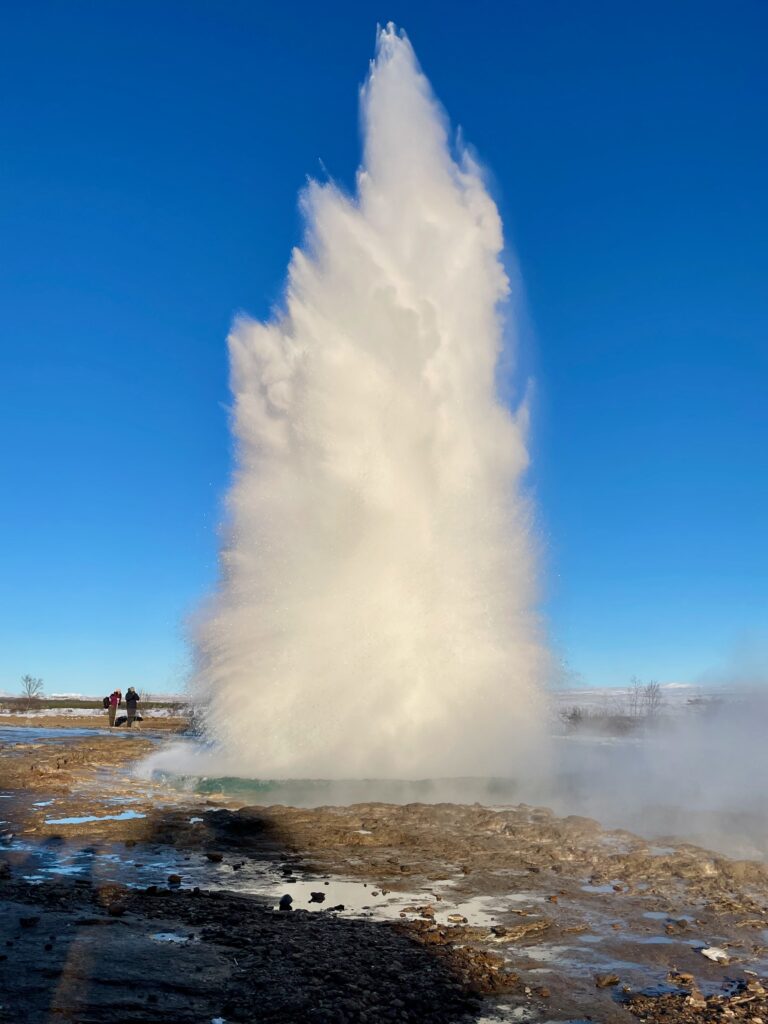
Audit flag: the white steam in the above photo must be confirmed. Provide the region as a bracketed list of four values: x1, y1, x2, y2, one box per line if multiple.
[188, 26, 549, 779]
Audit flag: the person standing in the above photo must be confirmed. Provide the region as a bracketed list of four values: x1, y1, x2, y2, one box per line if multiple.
[108, 689, 122, 728]
[125, 687, 140, 728]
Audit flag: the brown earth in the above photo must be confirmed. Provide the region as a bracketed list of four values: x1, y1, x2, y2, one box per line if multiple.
[2, 729, 768, 1023]
[0, 714, 188, 731]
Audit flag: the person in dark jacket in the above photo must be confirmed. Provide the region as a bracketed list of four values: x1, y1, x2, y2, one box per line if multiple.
[125, 687, 140, 728]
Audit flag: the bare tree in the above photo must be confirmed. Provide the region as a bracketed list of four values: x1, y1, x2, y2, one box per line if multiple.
[559, 705, 585, 728]
[642, 680, 664, 717]
[20, 674, 44, 710]
[627, 676, 643, 718]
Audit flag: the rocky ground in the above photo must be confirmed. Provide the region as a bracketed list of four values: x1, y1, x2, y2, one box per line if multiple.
[2, 726, 768, 1023]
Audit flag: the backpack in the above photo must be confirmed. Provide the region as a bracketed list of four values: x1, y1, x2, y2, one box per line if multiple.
[102, 696, 110, 709]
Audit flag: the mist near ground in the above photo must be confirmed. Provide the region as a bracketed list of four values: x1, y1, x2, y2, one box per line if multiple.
[536, 683, 768, 860]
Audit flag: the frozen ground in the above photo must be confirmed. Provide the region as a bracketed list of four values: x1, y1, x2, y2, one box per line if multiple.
[548, 682, 730, 718]
[0, 706, 181, 718]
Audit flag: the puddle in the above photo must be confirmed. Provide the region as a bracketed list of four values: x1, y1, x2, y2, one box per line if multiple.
[512, 943, 573, 963]
[44, 811, 146, 825]
[510, 942, 658, 977]
[150, 932, 196, 944]
[435, 894, 542, 926]
[33, 800, 54, 808]
[630, 935, 699, 946]
[258, 877, 431, 918]
[42, 863, 89, 876]
[233, 878, 540, 926]
[649, 846, 676, 856]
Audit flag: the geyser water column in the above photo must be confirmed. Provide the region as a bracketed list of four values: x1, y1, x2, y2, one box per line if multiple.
[191, 25, 550, 779]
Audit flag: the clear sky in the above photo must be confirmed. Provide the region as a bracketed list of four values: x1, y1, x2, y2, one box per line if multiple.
[1, 1, 766, 695]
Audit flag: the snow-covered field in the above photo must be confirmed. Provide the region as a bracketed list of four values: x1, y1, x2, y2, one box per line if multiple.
[548, 681, 728, 718]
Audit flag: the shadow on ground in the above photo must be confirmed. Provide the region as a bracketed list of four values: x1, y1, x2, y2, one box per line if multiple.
[0, 807, 486, 1024]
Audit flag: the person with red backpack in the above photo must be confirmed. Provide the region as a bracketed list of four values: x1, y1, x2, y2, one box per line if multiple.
[105, 689, 122, 728]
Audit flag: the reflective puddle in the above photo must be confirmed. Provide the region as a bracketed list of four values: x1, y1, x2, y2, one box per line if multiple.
[44, 810, 147, 826]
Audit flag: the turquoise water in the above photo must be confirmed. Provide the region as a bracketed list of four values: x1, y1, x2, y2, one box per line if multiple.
[156, 772, 525, 808]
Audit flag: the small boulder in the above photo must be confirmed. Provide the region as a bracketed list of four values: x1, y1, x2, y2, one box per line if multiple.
[595, 973, 620, 988]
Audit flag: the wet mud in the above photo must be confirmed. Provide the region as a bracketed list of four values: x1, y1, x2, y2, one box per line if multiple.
[2, 728, 768, 1022]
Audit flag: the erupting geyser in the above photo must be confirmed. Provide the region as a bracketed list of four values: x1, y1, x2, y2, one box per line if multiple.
[190, 26, 550, 779]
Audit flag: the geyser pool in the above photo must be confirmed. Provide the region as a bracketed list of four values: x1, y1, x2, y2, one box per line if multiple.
[183, 25, 550, 780]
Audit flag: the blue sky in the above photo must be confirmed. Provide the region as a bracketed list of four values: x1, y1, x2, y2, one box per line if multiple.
[1, 1, 766, 695]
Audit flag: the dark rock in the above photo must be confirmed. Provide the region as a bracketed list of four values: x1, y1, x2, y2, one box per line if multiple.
[309, 892, 326, 903]
[19, 916, 40, 929]
[205, 851, 224, 862]
[168, 874, 182, 887]
[278, 894, 293, 911]
[595, 973, 620, 988]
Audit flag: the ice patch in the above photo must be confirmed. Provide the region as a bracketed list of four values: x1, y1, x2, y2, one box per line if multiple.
[150, 932, 196, 944]
[44, 810, 146, 825]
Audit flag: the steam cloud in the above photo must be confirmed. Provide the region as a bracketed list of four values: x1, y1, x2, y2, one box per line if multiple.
[188, 26, 550, 779]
